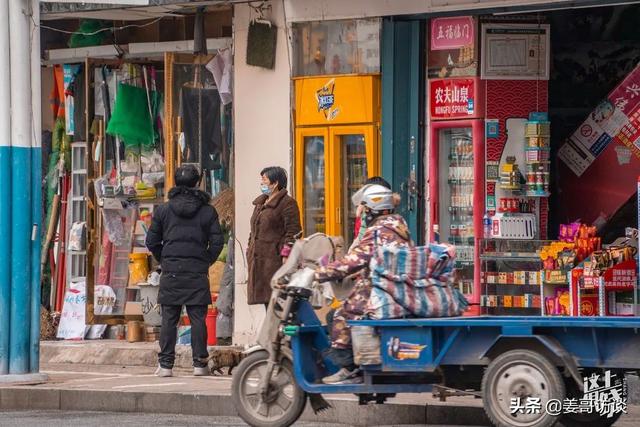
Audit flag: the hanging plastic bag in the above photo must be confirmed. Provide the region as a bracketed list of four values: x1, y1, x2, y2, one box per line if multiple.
[141, 150, 165, 186]
[68, 221, 86, 251]
[102, 209, 126, 246]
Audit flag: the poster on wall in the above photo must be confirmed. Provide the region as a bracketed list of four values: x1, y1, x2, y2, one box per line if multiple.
[558, 63, 640, 177]
[428, 16, 478, 79]
[481, 23, 550, 80]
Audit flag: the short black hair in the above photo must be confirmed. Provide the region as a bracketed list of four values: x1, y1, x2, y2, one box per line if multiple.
[261, 166, 288, 191]
[175, 164, 201, 188]
[366, 176, 391, 189]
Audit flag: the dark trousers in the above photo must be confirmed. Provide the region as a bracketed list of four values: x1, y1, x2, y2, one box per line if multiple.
[159, 304, 209, 369]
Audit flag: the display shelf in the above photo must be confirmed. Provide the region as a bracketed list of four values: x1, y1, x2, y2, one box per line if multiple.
[526, 191, 551, 198]
[524, 146, 551, 152]
[480, 253, 540, 261]
[480, 239, 550, 316]
[576, 259, 638, 316]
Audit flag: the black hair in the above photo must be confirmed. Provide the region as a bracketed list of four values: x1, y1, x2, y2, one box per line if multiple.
[260, 166, 288, 191]
[366, 176, 391, 190]
[175, 164, 201, 188]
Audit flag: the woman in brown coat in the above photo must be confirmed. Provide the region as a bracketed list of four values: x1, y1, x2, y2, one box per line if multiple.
[247, 167, 302, 306]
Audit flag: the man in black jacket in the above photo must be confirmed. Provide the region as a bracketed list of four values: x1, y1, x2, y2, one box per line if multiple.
[146, 165, 224, 377]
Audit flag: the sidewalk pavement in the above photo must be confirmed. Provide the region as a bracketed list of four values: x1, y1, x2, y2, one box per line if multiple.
[1, 363, 490, 426]
[24, 340, 639, 426]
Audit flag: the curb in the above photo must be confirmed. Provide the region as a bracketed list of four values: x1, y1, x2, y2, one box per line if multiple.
[0, 387, 491, 426]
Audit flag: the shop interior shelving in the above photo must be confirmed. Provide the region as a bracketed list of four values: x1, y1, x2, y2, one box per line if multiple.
[67, 142, 88, 286]
[480, 239, 550, 316]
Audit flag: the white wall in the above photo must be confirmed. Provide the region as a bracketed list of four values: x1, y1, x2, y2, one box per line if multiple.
[233, 1, 292, 345]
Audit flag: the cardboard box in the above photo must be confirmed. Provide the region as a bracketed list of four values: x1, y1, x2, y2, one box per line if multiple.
[580, 294, 599, 316]
[514, 271, 526, 285]
[503, 295, 513, 307]
[532, 295, 541, 308]
[124, 302, 143, 316]
[498, 272, 508, 284]
[524, 293, 533, 308]
[506, 272, 515, 284]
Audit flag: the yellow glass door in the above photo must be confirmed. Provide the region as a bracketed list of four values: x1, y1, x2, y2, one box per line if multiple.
[295, 128, 330, 236]
[329, 126, 378, 247]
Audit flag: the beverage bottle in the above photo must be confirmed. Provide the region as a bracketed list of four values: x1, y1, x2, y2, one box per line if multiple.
[483, 213, 492, 239]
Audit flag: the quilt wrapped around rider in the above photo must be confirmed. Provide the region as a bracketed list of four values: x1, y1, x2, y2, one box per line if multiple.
[366, 242, 469, 319]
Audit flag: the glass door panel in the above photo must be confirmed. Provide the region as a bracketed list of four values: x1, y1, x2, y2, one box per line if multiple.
[438, 127, 475, 294]
[340, 134, 368, 247]
[303, 135, 326, 235]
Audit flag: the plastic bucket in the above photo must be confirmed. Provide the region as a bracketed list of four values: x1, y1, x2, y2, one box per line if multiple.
[206, 308, 217, 346]
[129, 253, 149, 286]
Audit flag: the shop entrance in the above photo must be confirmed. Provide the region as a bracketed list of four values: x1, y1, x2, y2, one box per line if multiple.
[416, 3, 640, 316]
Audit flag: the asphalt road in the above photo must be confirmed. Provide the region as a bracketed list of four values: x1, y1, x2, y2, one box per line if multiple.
[0, 411, 487, 427]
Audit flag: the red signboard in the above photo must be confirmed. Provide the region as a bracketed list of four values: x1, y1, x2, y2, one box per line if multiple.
[429, 78, 483, 120]
[430, 16, 475, 51]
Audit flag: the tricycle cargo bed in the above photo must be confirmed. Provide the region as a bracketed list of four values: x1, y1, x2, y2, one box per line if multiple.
[350, 315, 640, 328]
[347, 316, 640, 371]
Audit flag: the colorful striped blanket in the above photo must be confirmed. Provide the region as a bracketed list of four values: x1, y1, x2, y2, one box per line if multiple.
[366, 242, 469, 319]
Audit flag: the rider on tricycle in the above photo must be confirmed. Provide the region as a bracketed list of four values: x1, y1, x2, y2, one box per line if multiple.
[231, 184, 467, 427]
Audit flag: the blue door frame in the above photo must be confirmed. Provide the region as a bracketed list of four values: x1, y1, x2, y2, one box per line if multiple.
[381, 18, 425, 243]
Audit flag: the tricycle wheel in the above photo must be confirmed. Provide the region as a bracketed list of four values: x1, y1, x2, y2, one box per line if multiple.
[559, 371, 623, 427]
[559, 411, 621, 427]
[482, 349, 565, 427]
[231, 350, 307, 427]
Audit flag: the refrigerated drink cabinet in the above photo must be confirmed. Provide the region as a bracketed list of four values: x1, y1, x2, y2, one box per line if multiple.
[294, 75, 380, 247]
[428, 78, 486, 313]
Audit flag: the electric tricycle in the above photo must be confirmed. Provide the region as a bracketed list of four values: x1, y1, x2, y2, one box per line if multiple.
[231, 234, 640, 427]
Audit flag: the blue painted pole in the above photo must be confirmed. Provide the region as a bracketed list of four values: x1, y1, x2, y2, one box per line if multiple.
[29, 0, 42, 373]
[30, 148, 41, 372]
[0, 0, 11, 376]
[8, 0, 33, 375]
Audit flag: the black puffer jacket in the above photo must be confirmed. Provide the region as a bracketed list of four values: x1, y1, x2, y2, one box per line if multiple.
[146, 186, 224, 305]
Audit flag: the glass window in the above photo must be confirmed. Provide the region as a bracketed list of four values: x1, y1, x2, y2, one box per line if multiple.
[292, 18, 381, 77]
[340, 134, 368, 247]
[303, 136, 326, 235]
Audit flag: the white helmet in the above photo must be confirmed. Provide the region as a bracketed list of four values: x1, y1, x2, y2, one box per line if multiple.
[352, 184, 394, 213]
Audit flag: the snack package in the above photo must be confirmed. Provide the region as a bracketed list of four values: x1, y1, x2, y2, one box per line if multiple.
[555, 288, 571, 315]
[545, 297, 555, 315]
[543, 257, 556, 271]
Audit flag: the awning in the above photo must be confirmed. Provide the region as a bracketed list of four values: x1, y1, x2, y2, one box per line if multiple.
[283, 0, 640, 22]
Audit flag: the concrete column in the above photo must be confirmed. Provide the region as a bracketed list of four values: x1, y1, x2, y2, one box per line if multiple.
[30, 0, 42, 373]
[8, 0, 34, 374]
[0, 0, 12, 377]
[232, 1, 292, 345]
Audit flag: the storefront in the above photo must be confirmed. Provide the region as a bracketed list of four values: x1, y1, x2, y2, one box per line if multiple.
[282, 1, 640, 320]
[39, 5, 236, 343]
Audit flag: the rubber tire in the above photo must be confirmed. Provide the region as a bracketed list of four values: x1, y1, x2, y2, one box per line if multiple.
[559, 373, 622, 427]
[482, 349, 566, 427]
[231, 351, 307, 427]
[559, 411, 622, 427]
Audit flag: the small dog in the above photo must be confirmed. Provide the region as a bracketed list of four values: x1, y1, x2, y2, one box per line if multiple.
[205, 347, 246, 375]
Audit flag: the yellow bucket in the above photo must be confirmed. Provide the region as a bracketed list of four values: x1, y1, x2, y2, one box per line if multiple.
[129, 253, 149, 287]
